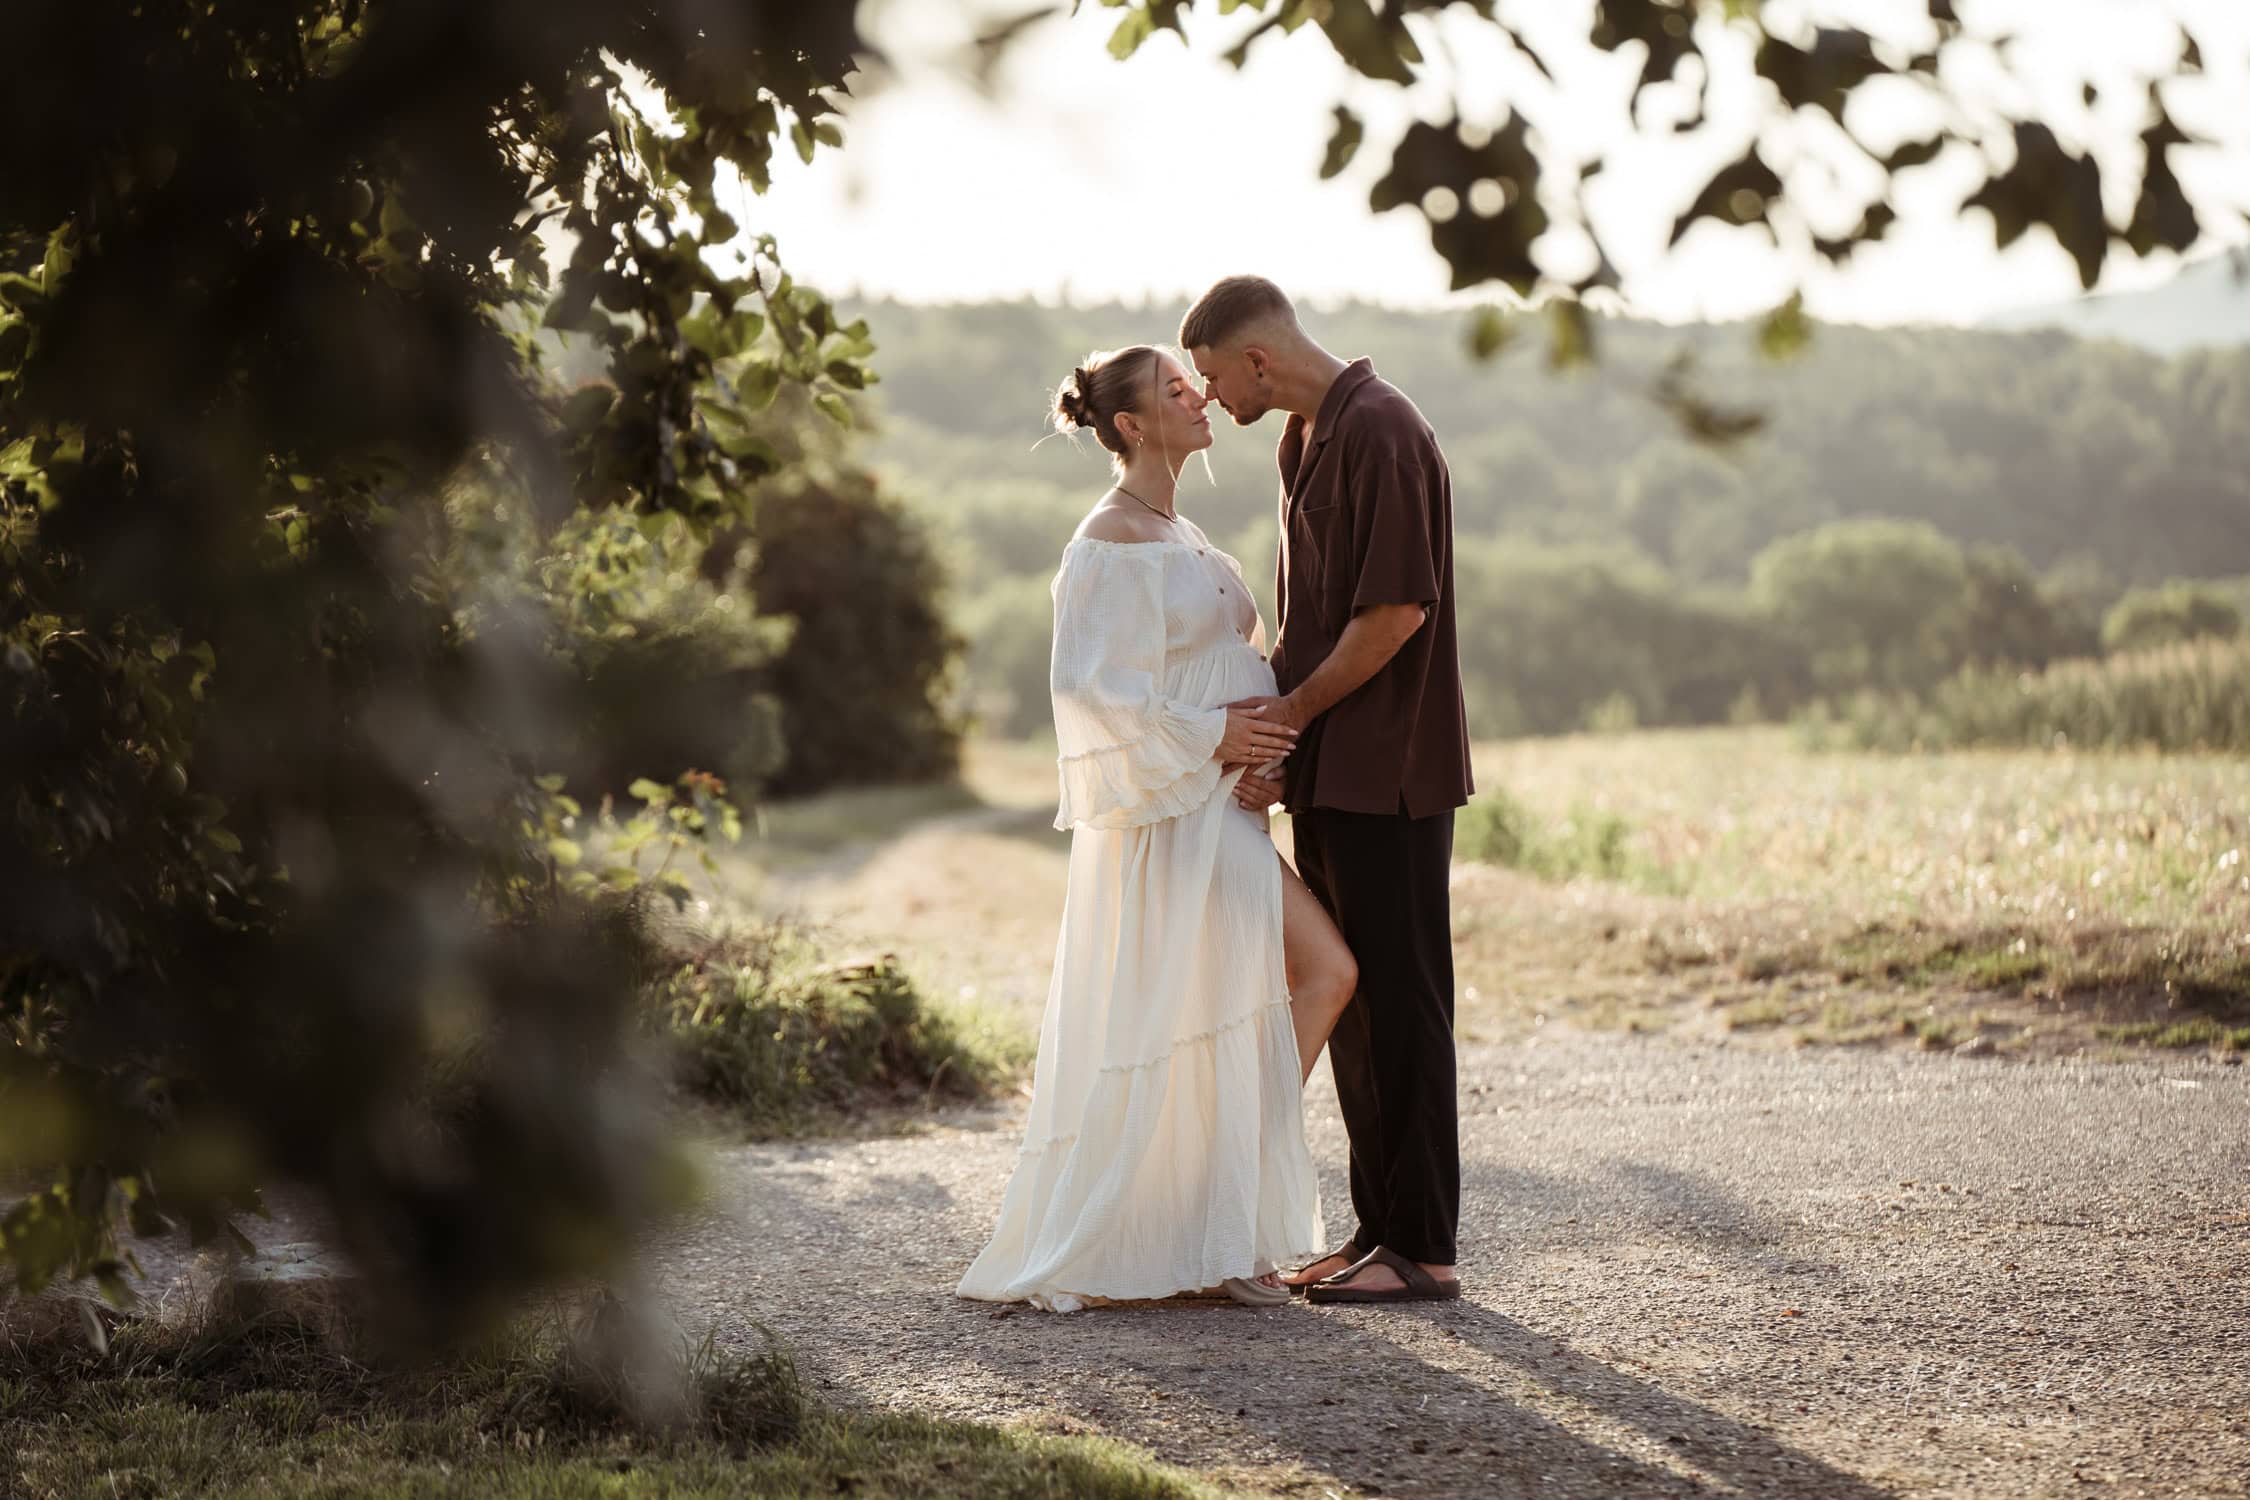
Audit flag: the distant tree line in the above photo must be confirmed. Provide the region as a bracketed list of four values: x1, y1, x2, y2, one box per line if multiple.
[845, 299, 2250, 740]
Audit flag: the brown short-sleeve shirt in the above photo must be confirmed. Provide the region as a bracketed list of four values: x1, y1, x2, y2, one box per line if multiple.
[1270, 359, 1474, 818]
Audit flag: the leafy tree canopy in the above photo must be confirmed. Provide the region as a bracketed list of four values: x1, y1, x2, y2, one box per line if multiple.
[0, 0, 881, 1336]
[1066, 0, 2238, 374]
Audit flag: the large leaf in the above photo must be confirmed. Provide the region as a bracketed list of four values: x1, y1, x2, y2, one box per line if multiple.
[1371, 114, 1548, 294]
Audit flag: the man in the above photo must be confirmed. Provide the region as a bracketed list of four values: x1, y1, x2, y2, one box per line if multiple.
[1181, 275, 1474, 1305]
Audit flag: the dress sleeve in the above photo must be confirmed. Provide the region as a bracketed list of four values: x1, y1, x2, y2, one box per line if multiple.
[1049, 544, 1229, 830]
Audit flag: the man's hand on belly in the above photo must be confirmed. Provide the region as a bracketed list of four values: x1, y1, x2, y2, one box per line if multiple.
[1233, 761, 1286, 812]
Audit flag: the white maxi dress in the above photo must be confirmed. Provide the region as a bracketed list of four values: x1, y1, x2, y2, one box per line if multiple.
[957, 529, 1326, 1311]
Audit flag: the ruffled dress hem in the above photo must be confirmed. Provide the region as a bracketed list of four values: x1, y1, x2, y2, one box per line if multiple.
[955, 995, 1323, 1313]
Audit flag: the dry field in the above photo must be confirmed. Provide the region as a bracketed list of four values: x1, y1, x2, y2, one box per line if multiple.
[736, 731, 2250, 1060]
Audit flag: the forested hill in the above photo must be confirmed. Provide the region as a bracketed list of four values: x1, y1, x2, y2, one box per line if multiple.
[1984, 251, 2250, 355]
[845, 297, 2250, 589]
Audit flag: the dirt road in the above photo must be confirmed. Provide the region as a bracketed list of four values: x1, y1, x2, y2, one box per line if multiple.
[656, 1032, 2250, 1497]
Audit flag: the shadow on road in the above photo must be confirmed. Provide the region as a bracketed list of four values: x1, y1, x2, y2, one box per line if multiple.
[673, 1134, 1897, 1498]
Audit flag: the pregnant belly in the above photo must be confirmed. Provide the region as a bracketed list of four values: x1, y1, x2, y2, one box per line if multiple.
[1173, 641, 1278, 711]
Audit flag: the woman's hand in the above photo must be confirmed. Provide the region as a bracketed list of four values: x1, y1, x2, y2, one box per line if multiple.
[1217, 705, 1299, 768]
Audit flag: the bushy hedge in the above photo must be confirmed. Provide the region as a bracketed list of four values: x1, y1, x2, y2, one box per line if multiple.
[1807, 636, 2250, 753]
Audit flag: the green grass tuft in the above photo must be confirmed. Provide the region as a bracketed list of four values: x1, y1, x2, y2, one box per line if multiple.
[1, 1294, 1244, 1499]
[2093, 1017, 2250, 1051]
[1456, 787, 1645, 885]
[649, 925, 1031, 1135]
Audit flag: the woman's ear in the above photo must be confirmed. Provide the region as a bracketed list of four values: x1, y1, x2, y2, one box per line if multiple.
[1114, 412, 1141, 447]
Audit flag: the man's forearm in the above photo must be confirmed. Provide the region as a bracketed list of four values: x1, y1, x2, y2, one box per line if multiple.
[1284, 604, 1426, 724]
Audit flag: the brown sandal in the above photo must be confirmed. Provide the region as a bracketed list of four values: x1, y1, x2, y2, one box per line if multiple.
[1305, 1246, 1462, 1305]
[1283, 1241, 1361, 1296]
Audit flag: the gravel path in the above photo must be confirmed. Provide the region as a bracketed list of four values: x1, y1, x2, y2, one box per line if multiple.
[654, 1033, 2250, 1498]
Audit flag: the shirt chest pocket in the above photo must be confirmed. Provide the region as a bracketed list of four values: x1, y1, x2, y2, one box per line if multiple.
[1290, 497, 1353, 600]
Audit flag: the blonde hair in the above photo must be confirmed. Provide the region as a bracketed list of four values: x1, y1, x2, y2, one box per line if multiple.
[1052, 345, 1164, 469]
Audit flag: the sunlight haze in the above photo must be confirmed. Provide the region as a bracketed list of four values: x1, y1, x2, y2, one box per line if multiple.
[738, 0, 2250, 325]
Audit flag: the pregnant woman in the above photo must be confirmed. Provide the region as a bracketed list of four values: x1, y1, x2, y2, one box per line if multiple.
[956, 344, 1357, 1312]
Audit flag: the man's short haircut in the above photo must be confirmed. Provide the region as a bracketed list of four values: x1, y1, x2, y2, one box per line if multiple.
[1179, 275, 1296, 351]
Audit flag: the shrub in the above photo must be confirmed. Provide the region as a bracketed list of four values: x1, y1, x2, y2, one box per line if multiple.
[751, 473, 964, 797]
[650, 928, 1027, 1133]
[2101, 581, 2243, 655]
[1811, 635, 2250, 753]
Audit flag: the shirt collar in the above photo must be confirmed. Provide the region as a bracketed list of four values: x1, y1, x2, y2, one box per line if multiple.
[1302, 357, 1376, 453]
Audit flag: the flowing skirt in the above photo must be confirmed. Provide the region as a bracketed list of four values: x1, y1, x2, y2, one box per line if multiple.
[958, 647, 1325, 1310]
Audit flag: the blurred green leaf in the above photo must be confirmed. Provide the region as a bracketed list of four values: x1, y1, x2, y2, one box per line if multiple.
[1467, 305, 1517, 361]
[1320, 106, 1364, 180]
[1546, 300, 1594, 371]
[1758, 292, 1812, 361]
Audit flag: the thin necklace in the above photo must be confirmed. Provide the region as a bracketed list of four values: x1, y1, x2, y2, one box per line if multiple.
[1115, 483, 1176, 521]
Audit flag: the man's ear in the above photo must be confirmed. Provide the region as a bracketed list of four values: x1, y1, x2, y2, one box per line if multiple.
[1243, 345, 1270, 379]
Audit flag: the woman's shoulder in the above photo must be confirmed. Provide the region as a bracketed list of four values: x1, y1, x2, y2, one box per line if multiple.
[1067, 499, 1182, 550]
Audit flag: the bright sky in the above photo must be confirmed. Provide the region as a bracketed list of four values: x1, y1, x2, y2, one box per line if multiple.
[732, 0, 2250, 327]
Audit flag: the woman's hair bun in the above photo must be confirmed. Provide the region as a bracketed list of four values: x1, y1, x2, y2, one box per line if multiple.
[1053, 367, 1095, 431]
[1050, 346, 1161, 460]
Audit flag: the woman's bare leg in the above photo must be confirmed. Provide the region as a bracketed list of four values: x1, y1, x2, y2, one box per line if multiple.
[1278, 850, 1360, 1289]
[1280, 851, 1357, 1086]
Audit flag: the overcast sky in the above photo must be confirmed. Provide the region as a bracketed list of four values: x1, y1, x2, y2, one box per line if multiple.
[732, 0, 2249, 325]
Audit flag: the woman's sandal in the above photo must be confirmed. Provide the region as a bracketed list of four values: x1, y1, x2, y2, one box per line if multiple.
[1175, 1273, 1289, 1307]
[1222, 1274, 1290, 1308]
[1282, 1242, 1361, 1297]
[1304, 1246, 1462, 1305]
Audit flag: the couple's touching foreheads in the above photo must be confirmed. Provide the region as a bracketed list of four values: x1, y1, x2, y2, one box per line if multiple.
[957, 276, 1473, 1312]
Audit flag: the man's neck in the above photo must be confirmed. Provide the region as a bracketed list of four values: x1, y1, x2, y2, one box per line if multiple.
[1271, 346, 1353, 426]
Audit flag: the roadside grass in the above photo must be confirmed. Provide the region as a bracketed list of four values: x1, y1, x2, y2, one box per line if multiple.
[722, 731, 2249, 1060]
[649, 923, 1032, 1137]
[2094, 1016, 2250, 1050]
[1, 1293, 1244, 1500]
[1448, 730, 2249, 1055]
[1448, 865, 2250, 1057]
[623, 744, 1065, 1135]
